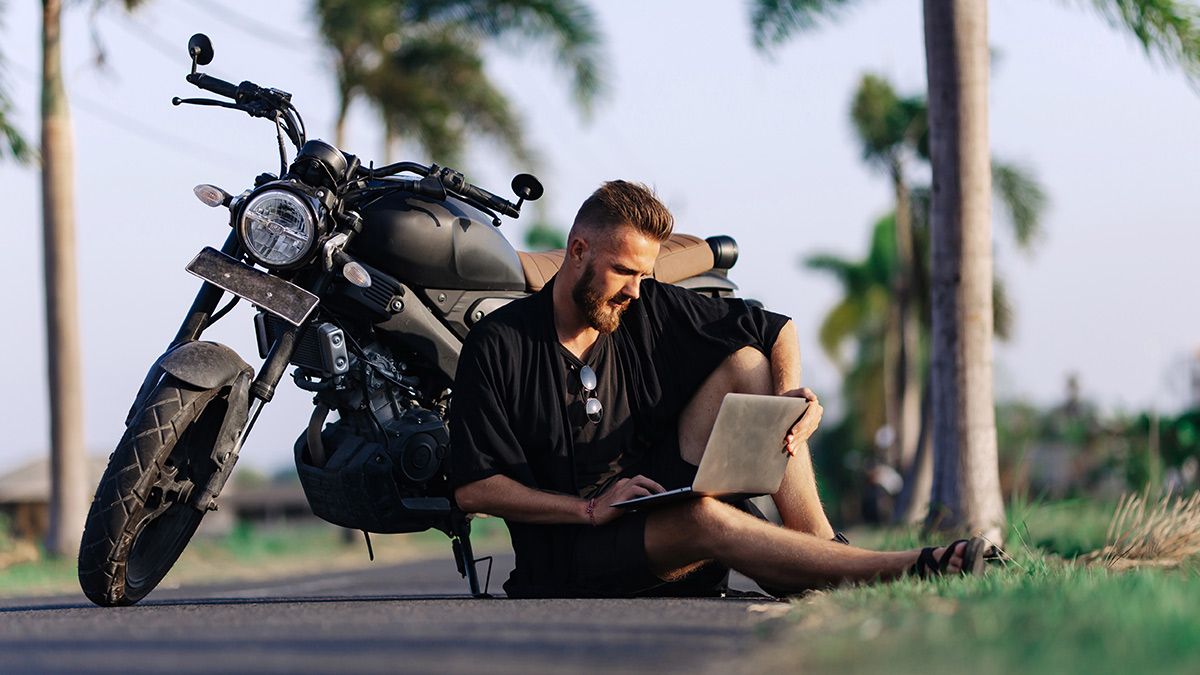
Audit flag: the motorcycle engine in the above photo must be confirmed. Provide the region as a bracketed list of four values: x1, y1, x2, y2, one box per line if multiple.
[293, 342, 454, 534]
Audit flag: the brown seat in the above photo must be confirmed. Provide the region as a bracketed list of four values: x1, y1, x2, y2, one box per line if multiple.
[517, 233, 715, 292]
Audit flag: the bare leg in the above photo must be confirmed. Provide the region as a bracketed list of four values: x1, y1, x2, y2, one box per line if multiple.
[644, 497, 966, 592]
[677, 347, 835, 539]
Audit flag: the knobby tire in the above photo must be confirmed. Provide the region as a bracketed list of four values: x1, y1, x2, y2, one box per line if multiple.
[78, 376, 225, 607]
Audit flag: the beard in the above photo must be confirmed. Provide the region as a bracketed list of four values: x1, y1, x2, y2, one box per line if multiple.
[571, 262, 632, 334]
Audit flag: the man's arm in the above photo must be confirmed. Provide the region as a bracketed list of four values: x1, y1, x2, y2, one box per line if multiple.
[770, 320, 824, 455]
[769, 320, 802, 394]
[455, 473, 665, 526]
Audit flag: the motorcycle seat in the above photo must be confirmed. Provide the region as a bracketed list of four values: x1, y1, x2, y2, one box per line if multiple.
[517, 233, 715, 292]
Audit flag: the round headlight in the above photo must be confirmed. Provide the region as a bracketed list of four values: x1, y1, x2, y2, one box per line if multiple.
[237, 189, 316, 268]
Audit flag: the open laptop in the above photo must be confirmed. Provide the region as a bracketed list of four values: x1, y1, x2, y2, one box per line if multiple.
[611, 393, 809, 510]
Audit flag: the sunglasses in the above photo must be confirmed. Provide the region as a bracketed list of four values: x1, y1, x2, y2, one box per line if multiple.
[572, 364, 604, 425]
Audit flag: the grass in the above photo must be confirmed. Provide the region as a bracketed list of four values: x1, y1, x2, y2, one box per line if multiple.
[749, 498, 1200, 675]
[0, 515, 512, 598]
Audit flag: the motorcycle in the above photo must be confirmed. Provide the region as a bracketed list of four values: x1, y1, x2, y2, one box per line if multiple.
[77, 34, 745, 606]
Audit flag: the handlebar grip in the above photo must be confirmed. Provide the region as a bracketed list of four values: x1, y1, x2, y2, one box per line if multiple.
[460, 182, 519, 218]
[186, 72, 239, 100]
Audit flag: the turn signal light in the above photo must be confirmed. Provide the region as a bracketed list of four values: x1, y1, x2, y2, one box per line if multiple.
[342, 261, 372, 288]
[194, 184, 231, 208]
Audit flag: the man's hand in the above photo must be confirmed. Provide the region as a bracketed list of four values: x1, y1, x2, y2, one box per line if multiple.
[589, 475, 665, 526]
[781, 387, 823, 457]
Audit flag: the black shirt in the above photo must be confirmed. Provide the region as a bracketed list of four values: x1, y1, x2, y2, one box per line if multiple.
[449, 276, 789, 596]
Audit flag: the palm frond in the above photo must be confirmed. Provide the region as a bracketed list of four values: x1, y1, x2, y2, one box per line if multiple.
[0, 4, 31, 165]
[749, 0, 865, 50]
[405, 0, 607, 114]
[817, 297, 866, 370]
[1083, 0, 1200, 81]
[367, 31, 533, 166]
[991, 159, 1048, 251]
[804, 252, 858, 282]
[849, 73, 902, 166]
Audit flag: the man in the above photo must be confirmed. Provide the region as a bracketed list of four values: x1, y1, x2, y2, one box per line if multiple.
[451, 181, 982, 598]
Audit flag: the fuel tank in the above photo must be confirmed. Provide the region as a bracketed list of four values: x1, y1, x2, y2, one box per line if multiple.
[350, 188, 526, 291]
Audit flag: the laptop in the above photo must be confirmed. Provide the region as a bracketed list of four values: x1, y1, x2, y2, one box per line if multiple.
[610, 393, 809, 510]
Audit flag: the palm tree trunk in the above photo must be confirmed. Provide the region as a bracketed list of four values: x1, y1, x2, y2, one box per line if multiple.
[334, 86, 351, 149]
[889, 161, 922, 474]
[895, 372, 933, 523]
[41, 0, 88, 557]
[922, 0, 1005, 542]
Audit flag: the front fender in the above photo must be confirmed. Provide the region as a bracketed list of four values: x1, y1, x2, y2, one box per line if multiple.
[125, 341, 255, 513]
[159, 341, 252, 390]
[126, 341, 253, 425]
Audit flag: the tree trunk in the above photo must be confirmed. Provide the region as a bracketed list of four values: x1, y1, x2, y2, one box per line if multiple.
[922, 0, 1005, 543]
[41, 0, 88, 558]
[895, 372, 933, 523]
[334, 87, 350, 150]
[888, 161, 923, 475]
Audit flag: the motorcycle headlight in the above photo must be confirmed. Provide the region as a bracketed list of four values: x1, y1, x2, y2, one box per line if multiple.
[237, 188, 317, 268]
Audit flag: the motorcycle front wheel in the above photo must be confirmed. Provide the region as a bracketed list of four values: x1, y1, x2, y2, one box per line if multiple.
[78, 375, 229, 606]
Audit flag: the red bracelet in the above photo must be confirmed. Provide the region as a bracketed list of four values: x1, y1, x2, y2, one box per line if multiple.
[586, 497, 597, 526]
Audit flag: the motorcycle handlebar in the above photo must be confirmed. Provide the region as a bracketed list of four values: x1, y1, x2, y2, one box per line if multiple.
[186, 72, 239, 100]
[359, 163, 519, 219]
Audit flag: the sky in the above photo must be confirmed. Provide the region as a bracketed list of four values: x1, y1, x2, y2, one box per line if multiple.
[1, 0, 1198, 473]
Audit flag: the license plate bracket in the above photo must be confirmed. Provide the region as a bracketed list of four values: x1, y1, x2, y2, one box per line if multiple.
[186, 247, 318, 326]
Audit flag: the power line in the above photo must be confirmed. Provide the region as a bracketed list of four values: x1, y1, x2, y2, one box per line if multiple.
[184, 0, 311, 53]
[111, 13, 186, 64]
[3, 58, 260, 169]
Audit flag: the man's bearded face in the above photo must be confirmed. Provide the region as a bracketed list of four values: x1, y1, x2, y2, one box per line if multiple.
[571, 260, 633, 334]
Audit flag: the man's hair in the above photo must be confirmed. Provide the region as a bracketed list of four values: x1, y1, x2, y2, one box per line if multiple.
[571, 180, 674, 243]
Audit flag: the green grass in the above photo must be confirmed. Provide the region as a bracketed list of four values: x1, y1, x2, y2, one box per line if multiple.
[753, 499, 1200, 675]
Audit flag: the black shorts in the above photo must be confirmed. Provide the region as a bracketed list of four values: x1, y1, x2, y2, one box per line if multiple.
[566, 509, 730, 598]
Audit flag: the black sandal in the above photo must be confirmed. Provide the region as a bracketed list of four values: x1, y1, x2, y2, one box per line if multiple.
[910, 536, 988, 578]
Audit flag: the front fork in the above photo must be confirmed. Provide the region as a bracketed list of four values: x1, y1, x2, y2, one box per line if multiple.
[174, 231, 304, 406]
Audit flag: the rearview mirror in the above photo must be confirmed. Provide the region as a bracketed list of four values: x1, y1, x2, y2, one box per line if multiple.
[511, 173, 543, 202]
[188, 34, 214, 68]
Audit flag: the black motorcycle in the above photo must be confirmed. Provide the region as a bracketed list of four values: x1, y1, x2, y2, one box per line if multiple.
[77, 34, 744, 606]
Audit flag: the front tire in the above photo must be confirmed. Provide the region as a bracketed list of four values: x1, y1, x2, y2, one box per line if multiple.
[78, 375, 229, 606]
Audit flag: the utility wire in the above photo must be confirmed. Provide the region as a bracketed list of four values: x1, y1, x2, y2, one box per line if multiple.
[184, 0, 311, 53]
[111, 13, 186, 64]
[4, 59, 260, 169]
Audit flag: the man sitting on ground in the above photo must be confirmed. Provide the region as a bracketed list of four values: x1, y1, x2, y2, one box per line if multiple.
[450, 180, 983, 598]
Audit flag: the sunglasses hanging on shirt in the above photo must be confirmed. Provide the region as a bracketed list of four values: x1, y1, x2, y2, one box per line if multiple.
[571, 364, 604, 426]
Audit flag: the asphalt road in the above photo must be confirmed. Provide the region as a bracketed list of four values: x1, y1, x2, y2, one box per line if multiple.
[0, 553, 785, 674]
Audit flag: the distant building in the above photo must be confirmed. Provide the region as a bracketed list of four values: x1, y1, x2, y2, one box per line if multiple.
[0, 456, 323, 541]
[0, 456, 109, 541]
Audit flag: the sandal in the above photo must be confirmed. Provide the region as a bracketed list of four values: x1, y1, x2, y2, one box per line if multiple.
[910, 536, 988, 578]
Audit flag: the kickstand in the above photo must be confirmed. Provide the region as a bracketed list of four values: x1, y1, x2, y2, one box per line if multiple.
[451, 519, 492, 598]
[361, 530, 375, 561]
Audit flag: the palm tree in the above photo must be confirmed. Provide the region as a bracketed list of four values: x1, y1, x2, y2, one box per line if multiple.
[751, 0, 1200, 541]
[40, 0, 89, 558]
[363, 29, 532, 166]
[849, 74, 926, 478]
[315, 0, 605, 164]
[846, 72, 1044, 523]
[39, 0, 149, 558]
[808, 166, 1039, 522]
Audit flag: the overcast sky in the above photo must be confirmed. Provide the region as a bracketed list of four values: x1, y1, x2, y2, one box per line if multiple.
[1, 0, 1198, 473]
